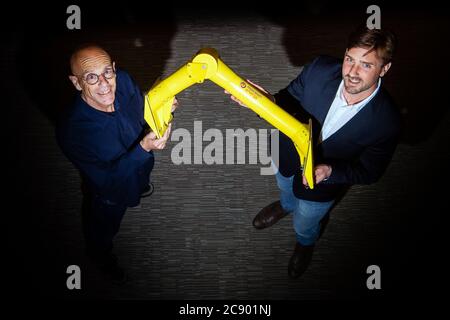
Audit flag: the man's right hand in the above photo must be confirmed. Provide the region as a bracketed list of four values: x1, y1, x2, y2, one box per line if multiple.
[140, 123, 172, 152]
[224, 79, 275, 108]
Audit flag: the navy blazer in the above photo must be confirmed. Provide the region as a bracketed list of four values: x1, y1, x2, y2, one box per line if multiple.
[276, 56, 401, 202]
[56, 70, 154, 207]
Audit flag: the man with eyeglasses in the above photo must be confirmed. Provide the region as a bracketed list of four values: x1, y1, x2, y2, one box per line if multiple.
[56, 45, 177, 284]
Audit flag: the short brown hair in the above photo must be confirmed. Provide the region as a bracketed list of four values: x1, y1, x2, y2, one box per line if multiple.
[347, 26, 397, 65]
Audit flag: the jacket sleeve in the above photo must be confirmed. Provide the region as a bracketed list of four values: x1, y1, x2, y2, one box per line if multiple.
[273, 88, 310, 123]
[326, 127, 400, 185]
[285, 58, 317, 106]
[275, 58, 321, 122]
[60, 138, 153, 199]
[129, 72, 148, 128]
[271, 60, 317, 177]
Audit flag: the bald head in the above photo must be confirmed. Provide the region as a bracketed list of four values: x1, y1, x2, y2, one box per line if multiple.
[68, 45, 117, 112]
[70, 45, 112, 76]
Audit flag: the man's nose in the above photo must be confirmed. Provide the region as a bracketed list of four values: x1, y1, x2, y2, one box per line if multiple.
[348, 64, 360, 76]
[98, 74, 110, 85]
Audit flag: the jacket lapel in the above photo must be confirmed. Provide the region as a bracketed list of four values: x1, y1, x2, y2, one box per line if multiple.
[312, 78, 341, 143]
[320, 88, 384, 146]
[318, 78, 342, 125]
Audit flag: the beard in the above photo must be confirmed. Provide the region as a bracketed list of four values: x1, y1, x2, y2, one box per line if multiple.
[343, 75, 373, 94]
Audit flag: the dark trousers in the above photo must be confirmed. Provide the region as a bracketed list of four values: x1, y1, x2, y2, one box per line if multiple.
[81, 187, 127, 263]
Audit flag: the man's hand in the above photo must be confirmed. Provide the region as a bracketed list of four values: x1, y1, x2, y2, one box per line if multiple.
[224, 79, 275, 108]
[140, 123, 172, 152]
[302, 164, 332, 188]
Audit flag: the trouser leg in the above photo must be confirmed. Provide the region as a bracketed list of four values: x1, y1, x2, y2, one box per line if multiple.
[293, 198, 334, 246]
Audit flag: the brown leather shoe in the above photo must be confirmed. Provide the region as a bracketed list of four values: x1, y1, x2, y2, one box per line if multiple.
[288, 242, 315, 279]
[253, 200, 289, 229]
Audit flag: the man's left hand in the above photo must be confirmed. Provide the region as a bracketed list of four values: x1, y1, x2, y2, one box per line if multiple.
[302, 164, 332, 187]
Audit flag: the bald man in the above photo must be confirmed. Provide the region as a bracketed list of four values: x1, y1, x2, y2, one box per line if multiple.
[56, 45, 176, 283]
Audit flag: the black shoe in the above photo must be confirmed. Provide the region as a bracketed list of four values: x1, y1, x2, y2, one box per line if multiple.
[141, 182, 154, 198]
[253, 201, 289, 229]
[288, 243, 315, 279]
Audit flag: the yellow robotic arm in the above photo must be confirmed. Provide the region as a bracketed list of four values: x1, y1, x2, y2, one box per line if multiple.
[144, 48, 315, 189]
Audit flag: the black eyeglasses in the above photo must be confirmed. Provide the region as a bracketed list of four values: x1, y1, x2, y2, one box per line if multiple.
[80, 66, 116, 85]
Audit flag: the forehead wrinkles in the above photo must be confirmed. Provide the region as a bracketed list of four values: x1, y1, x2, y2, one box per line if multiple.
[78, 54, 112, 73]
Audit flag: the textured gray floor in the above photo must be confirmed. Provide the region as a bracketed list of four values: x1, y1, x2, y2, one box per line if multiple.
[5, 8, 449, 300]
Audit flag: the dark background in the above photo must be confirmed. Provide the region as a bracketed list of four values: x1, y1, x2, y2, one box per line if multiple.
[3, 0, 449, 302]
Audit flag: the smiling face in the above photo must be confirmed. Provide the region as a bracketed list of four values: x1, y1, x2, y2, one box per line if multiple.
[342, 47, 391, 101]
[69, 46, 117, 111]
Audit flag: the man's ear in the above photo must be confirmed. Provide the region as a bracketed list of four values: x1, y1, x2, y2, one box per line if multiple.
[69, 75, 82, 91]
[380, 62, 392, 77]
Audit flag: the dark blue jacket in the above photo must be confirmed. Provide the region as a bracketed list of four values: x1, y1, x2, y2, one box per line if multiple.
[276, 56, 401, 202]
[56, 70, 154, 207]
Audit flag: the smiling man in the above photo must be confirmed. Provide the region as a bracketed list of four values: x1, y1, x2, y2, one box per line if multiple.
[56, 45, 175, 283]
[229, 26, 401, 279]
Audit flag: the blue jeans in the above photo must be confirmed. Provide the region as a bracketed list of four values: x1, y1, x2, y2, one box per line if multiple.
[275, 170, 334, 246]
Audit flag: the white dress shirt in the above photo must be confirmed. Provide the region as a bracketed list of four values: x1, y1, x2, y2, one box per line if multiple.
[320, 79, 381, 142]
